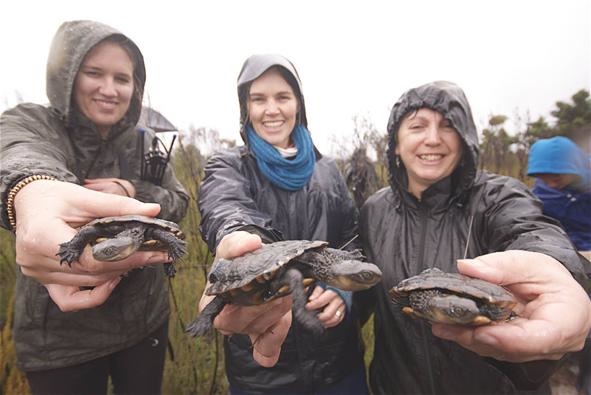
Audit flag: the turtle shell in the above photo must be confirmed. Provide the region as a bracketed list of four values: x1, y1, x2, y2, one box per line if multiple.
[206, 240, 327, 302]
[389, 268, 516, 325]
[86, 214, 183, 234]
[87, 214, 184, 248]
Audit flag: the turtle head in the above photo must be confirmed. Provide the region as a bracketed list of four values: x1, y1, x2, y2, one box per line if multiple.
[92, 237, 139, 261]
[325, 260, 382, 291]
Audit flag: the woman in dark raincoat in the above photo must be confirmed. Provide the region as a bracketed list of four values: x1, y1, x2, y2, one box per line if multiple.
[358, 81, 591, 394]
[0, 20, 188, 394]
[196, 54, 367, 394]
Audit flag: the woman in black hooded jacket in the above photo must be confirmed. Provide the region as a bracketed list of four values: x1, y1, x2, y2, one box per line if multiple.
[358, 81, 591, 394]
[196, 54, 367, 394]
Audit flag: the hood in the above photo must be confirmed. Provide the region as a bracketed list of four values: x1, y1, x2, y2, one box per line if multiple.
[386, 81, 479, 201]
[527, 136, 591, 187]
[237, 54, 308, 142]
[46, 20, 146, 129]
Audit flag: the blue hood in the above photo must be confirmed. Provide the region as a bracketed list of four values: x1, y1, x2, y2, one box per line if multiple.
[527, 136, 591, 187]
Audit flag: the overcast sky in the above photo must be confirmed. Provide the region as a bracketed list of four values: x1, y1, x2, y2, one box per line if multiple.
[1, 0, 589, 155]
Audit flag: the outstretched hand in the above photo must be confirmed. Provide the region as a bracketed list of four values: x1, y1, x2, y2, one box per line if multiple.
[13, 180, 171, 311]
[198, 231, 292, 367]
[431, 250, 591, 362]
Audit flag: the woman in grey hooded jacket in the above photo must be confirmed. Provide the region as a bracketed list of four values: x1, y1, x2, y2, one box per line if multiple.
[0, 20, 188, 394]
[358, 81, 591, 394]
[196, 54, 367, 394]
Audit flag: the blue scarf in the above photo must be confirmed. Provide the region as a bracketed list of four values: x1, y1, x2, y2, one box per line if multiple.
[246, 124, 316, 191]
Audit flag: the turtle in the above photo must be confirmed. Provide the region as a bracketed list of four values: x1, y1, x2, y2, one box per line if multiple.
[57, 214, 186, 277]
[186, 239, 382, 337]
[389, 268, 517, 326]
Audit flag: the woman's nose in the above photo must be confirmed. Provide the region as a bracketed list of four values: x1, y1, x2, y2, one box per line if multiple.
[264, 100, 279, 114]
[424, 125, 442, 144]
[98, 77, 117, 96]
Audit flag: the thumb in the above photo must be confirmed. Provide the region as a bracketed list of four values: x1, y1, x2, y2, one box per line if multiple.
[457, 250, 569, 287]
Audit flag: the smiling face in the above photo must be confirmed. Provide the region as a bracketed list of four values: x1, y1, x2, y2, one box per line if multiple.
[396, 108, 463, 198]
[73, 40, 134, 138]
[247, 67, 299, 149]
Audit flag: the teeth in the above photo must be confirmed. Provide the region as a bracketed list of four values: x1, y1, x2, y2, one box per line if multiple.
[419, 154, 443, 161]
[263, 121, 283, 128]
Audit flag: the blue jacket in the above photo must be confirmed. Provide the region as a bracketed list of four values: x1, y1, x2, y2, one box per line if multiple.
[532, 180, 591, 250]
[528, 136, 591, 250]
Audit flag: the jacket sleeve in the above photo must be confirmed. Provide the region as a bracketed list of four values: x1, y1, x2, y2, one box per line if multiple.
[0, 104, 79, 230]
[198, 149, 278, 253]
[481, 175, 590, 283]
[478, 175, 590, 388]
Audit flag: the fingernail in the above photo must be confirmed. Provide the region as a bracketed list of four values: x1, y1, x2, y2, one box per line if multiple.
[458, 258, 494, 274]
[457, 258, 485, 268]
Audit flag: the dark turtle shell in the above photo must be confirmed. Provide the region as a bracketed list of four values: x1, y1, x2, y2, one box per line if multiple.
[86, 214, 183, 235]
[389, 268, 516, 325]
[206, 240, 327, 298]
[87, 214, 184, 249]
[58, 214, 186, 278]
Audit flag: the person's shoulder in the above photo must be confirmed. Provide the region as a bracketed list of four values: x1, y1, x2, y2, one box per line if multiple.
[476, 171, 530, 192]
[204, 145, 249, 170]
[1, 102, 50, 120]
[363, 186, 394, 210]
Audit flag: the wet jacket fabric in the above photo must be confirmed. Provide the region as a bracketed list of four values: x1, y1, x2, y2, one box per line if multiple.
[199, 146, 364, 393]
[359, 81, 589, 395]
[198, 54, 364, 393]
[527, 136, 591, 250]
[0, 20, 188, 371]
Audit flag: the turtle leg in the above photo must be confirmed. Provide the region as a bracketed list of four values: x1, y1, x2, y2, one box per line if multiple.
[147, 227, 186, 277]
[148, 228, 187, 261]
[57, 226, 106, 266]
[277, 268, 324, 335]
[186, 296, 226, 337]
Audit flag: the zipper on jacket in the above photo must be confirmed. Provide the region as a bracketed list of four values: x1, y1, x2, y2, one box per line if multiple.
[417, 204, 437, 395]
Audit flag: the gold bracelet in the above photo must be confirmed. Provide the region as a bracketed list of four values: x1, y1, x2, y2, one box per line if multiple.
[6, 175, 57, 230]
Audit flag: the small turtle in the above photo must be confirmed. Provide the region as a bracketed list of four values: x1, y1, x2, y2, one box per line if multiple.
[389, 268, 517, 326]
[186, 240, 382, 336]
[57, 214, 186, 277]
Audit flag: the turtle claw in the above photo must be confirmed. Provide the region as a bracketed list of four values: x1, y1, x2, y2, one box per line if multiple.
[56, 243, 79, 267]
[186, 296, 226, 338]
[293, 309, 325, 335]
[163, 263, 176, 277]
[186, 316, 212, 337]
[167, 239, 187, 261]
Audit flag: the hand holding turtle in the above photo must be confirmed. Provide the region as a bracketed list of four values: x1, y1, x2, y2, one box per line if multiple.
[197, 231, 292, 367]
[306, 286, 347, 328]
[13, 180, 171, 310]
[431, 250, 591, 362]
